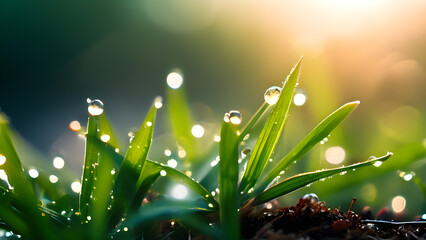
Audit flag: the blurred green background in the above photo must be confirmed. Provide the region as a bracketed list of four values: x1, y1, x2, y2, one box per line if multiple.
[1, 1, 425, 219]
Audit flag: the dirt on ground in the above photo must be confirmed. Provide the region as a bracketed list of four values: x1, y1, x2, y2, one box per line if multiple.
[241, 195, 425, 240]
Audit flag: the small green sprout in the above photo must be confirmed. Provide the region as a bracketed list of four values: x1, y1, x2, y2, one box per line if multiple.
[0, 57, 392, 240]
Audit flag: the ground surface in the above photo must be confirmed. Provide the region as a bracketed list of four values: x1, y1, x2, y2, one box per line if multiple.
[241, 196, 425, 240]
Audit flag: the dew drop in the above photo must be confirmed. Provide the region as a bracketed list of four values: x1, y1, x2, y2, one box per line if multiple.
[229, 110, 242, 125]
[88, 99, 104, 116]
[164, 149, 172, 156]
[100, 134, 111, 143]
[241, 148, 251, 159]
[0, 154, 6, 166]
[167, 159, 178, 168]
[208, 203, 214, 208]
[264, 86, 282, 105]
[214, 135, 221, 142]
[154, 96, 163, 109]
[303, 193, 319, 203]
[160, 170, 167, 176]
[373, 161, 383, 167]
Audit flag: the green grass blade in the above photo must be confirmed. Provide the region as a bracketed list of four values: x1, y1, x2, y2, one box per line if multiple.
[114, 201, 223, 240]
[167, 80, 198, 161]
[256, 101, 360, 193]
[79, 115, 100, 220]
[239, 57, 303, 193]
[144, 160, 219, 209]
[0, 114, 36, 200]
[0, 114, 55, 239]
[219, 119, 240, 240]
[238, 102, 270, 142]
[107, 105, 157, 230]
[252, 153, 393, 206]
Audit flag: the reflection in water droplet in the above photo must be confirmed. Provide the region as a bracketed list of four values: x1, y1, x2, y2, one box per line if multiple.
[167, 159, 178, 168]
[214, 135, 221, 142]
[0, 154, 6, 166]
[265, 203, 273, 209]
[28, 169, 39, 178]
[303, 193, 319, 203]
[241, 148, 251, 159]
[164, 149, 172, 156]
[160, 170, 167, 176]
[229, 110, 242, 125]
[88, 99, 104, 116]
[264, 86, 282, 105]
[294, 93, 307, 106]
[243, 134, 250, 141]
[123, 227, 128, 232]
[391, 195, 406, 213]
[166, 72, 183, 89]
[191, 125, 205, 138]
[111, 169, 116, 175]
[49, 175, 58, 183]
[210, 159, 219, 167]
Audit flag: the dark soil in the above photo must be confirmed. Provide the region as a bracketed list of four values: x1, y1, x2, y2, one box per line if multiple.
[241, 196, 426, 240]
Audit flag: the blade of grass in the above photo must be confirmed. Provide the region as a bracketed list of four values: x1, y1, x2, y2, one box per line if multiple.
[219, 119, 240, 240]
[0, 114, 55, 239]
[238, 101, 270, 142]
[107, 105, 157, 230]
[239, 57, 303, 194]
[144, 160, 219, 210]
[113, 201, 223, 240]
[256, 101, 360, 193]
[251, 153, 393, 206]
[167, 79, 198, 161]
[79, 115, 100, 220]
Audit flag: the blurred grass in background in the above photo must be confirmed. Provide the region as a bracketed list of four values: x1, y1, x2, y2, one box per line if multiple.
[1, 0, 425, 218]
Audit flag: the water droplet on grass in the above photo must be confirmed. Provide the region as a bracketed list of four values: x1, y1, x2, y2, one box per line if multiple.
[88, 99, 104, 116]
[229, 110, 242, 125]
[303, 193, 319, 203]
[264, 86, 282, 105]
[241, 148, 251, 159]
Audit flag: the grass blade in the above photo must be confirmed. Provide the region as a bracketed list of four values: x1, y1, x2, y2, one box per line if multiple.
[256, 101, 360, 193]
[238, 102, 270, 142]
[219, 119, 240, 240]
[107, 105, 157, 230]
[144, 160, 219, 210]
[0, 114, 55, 239]
[115, 201, 223, 240]
[251, 153, 393, 206]
[167, 79, 198, 161]
[239, 57, 303, 193]
[79, 115, 100, 220]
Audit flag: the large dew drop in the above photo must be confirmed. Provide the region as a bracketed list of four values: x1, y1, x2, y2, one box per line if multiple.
[264, 86, 282, 105]
[303, 193, 319, 203]
[229, 110, 242, 125]
[88, 99, 104, 116]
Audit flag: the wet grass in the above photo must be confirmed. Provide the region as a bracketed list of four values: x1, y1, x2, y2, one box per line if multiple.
[0, 57, 393, 239]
